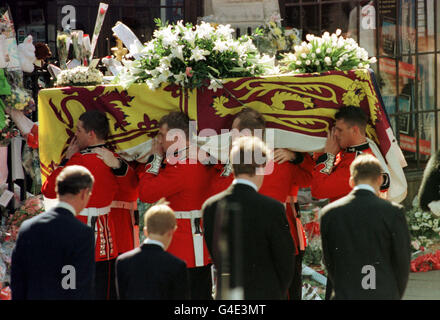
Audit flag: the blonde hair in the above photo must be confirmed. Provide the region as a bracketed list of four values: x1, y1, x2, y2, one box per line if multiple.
[350, 154, 382, 184]
[144, 200, 176, 235]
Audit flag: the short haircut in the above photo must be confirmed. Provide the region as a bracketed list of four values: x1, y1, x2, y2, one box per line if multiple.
[78, 109, 110, 140]
[230, 136, 270, 176]
[158, 112, 191, 137]
[234, 108, 266, 132]
[55, 165, 94, 196]
[335, 106, 367, 133]
[144, 204, 177, 235]
[350, 153, 383, 184]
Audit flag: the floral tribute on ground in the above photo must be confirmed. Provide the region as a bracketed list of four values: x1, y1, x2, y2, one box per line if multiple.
[406, 196, 440, 272]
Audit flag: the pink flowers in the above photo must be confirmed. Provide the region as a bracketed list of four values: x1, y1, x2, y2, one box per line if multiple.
[7, 196, 44, 240]
[24, 197, 43, 215]
[185, 67, 193, 78]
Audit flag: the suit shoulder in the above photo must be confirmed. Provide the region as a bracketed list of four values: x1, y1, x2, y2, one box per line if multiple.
[252, 192, 285, 212]
[17, 213, 41, 234]
[202, 189, 229, 210]
[117, 247, 142, 262]
[162, 250, 187, 268]
[319, 194, 354, 222]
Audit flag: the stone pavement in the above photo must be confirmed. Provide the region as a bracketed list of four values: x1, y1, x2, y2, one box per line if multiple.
[403, 270, 440, 300]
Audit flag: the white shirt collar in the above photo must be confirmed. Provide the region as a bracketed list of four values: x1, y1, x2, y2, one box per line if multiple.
[143, 238, 165, 249]
[232, 178, 258, 191]
[56, 201, 76, 215]
[353, 184, 376, 194]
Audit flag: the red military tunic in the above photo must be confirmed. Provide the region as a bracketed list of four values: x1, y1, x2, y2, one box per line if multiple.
[138, 156, 213, 269]
[258, 153, 313, 256]
[259, 152, 314, 203]
[208, 163, 234, 197]
[110, 161, 139, 255]
[311, 142, 386, 202]
[42, 146, 120, 261]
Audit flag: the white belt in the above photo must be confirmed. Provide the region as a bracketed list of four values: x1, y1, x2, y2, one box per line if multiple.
[79, 206, 111, 226]
[174, 210, 203, 219]
[79, 206, 111, 217]
[174, 210, 205, 267]
[111, 200, 137, 210]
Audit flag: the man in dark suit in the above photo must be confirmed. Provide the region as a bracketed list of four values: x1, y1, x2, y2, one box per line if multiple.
[320, 154, 411, 300]
[115, 201, 190, 300]
[202, 136, 295, 300]
[11, 165, 95, 300]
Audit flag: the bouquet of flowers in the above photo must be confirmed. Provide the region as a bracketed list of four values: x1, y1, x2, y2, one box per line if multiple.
[0, 108, 19, 146]
[115, 19, 275, 91]
[55, 66, 103, 87]
[279, 29, 377, 74]
[252, 13, 301, 57]
[406, 206, 440, 251]
[7, 196, 44, 241]
[56, 31, 70, 70]
[2, 85, 35, 114]
[71, 30, 85, 63]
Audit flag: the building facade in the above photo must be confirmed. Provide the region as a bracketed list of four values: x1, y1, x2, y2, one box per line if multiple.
[5, 0, 438, 206]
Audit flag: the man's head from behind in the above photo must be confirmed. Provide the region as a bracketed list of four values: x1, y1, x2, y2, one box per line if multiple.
[143, 201, 177, 250]
[230, 136, 271, 189]
[231, 108, 266, 141]
[334, 106, 368, 149]
[75, 110, 110, 149]
[55, 165, 94, 214]
[349, 154, 383, 194]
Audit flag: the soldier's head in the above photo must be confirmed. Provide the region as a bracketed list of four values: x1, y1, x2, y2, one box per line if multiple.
[349, 153, 383, 193]
[334, 106, 368, 149]
[76, 110, 110, 148]
[157, 112, 192, 152]
[230, 136, 270, 190]
[55, 165, 94, 214]
[231, 108, 266, 142]
[143, 199, 177, 250]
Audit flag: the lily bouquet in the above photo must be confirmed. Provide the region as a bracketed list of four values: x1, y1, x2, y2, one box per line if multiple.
[279, 29, 377, 74]
[115, 19, 276, 91]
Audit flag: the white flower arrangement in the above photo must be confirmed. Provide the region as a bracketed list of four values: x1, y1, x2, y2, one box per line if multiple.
[55, 66, 103, 87]
[279, 29, 377, 74]
[406, 203, 440, 251]
[115, 19, 275, 91]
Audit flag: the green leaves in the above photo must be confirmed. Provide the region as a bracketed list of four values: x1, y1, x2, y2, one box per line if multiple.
[0, 99, 6, 130]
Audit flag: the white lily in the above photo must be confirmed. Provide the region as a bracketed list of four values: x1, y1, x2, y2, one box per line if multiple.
[190, 46, 209, 61]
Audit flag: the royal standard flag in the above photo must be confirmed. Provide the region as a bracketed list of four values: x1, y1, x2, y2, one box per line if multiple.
[38, 69, 407, 203]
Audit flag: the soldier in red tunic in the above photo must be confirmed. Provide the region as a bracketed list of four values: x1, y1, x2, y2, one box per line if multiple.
[311, 106, 389, 203]
[92, 150, 140, 254]
[138, 112, 213, 300]
[42, 110, 131, 300]
[310, 106, 389, 299]
[211, 108, 313, 300]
